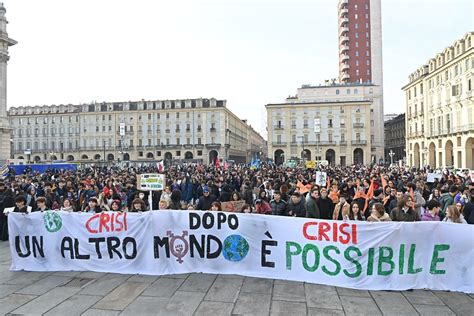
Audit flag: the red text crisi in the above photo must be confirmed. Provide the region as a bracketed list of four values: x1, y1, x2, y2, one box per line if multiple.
[303, 221, 358, 245]
[86, 212, 128, 234]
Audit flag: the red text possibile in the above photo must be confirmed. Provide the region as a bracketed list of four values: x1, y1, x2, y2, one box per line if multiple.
[303, 221, 358, 245]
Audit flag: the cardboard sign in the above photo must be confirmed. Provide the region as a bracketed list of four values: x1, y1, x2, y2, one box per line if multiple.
[221, 200, 245, 212]
[137, 174, 165, 191]
[315, 171, 327, 186]
[306, 161, 316, 169]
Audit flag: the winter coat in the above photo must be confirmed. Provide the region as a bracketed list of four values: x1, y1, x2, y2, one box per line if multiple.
[440, 193, 455, 215]
[367, 213, 392, 222]
[463, 202, 474, 224]
[305, 196, 320, 218]
[317, 197, 334, 220]
[287, 198, 306, 217]
[196, 194, 217, 211]
[255, 200, 272, 215]
[390, 207, 420, 222]
[270, 199, 287, 216]
[421, 212, 440, 222]
[333, 202, 350, 220]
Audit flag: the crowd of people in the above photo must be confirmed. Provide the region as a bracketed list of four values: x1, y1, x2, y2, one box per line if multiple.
[1, 163, 473, 240]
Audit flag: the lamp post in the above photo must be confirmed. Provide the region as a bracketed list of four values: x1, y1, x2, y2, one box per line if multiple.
[103, 140, 106, 163]
[389, 150, 395, 165]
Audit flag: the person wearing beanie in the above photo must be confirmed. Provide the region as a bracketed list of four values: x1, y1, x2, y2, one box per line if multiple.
[196, 186, 217, 210]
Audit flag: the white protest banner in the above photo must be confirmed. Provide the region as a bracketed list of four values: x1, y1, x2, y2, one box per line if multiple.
[315, 171, 327, 186]
[8, 211, 474, 293]
[137, 174, 165, 191]
[426, 173, 442, 183]
[470, 170, 474, 182]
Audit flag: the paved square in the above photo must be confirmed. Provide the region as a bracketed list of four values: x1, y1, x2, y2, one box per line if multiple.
[1, 241, 472, 315]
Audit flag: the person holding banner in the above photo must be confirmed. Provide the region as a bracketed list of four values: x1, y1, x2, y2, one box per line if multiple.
[390, 195, 420, 222]
[83, 197, 102, 214]
[367, 202, 391, 222]
[443, 205, 468, 224]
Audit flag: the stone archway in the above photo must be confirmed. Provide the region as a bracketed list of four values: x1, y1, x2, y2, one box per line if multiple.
[66, 155, 74, 161]
[301, 149, 311, 161]
[17, 156, 24, 159]
[274, 149, 284, 165]
[465, 137, 474, 169]
[445, 140, 453, 167]
[209, 150, 219, 164]
[50, 155, 58, 161]
[428, 142, 436, 168]
[81, 154, 89, 160]
[185, 151, 194, 159]
[33, 156, 41, 163]
[123, 153, 130, 161]
[94, 154, 101, 160]
[107, 154, 115, 161]
[325, 149, 336, 166]
[146, 152, 154, 159]
[353, 148, 363, 165]
[413, 143, 420, 168]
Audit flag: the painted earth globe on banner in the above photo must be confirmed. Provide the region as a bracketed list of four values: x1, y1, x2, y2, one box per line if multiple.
[222, 234, 249, 262]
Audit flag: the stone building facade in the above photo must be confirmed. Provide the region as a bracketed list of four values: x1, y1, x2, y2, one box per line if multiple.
[266, 83, 374, 166]
[403, 32, 473, 169]
[384, 113, 405, 164]
[8, 98, 266, 165]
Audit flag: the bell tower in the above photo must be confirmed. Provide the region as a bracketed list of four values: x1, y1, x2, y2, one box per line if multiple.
[0, 3, 16, 162]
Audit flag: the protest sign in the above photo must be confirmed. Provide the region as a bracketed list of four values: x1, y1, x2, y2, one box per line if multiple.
[315, 171, 327, 186]
[8, 211, 474, 293]
[221, 200, 245, 212]
[137, 174, 165, 191]
[306, 161, 316, 169]
[426, 173, 442, 183]
[470, 170, 474, 182]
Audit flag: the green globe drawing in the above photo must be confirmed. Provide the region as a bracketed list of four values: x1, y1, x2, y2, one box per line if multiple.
[222, 234, 249, 262]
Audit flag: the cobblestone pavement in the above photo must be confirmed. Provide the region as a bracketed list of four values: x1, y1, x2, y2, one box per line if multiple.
[1, 241, 472, 315]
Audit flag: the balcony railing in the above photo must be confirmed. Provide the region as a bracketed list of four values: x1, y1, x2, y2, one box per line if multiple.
[274, 125, 284, 130]
[210, 127, 216, 132]
[353, 123, 364, 128]
[272, 142, 287, 146]
[352, 140, 367, 145]
[320, 141, 336, 145]
[206, 143, 221, 148]
[339, 141, 347, 146]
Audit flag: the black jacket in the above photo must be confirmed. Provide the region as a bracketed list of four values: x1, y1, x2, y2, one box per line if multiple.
[196, 195, 217, 211]
[463, 202, 474, 224]
[317, 197, 334, 220]
[270, 199, 287, 216]
[287, 198, 306, 217]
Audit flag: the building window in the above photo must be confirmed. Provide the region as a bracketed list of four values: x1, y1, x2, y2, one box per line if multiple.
[176, 113, 179, 118]
[355, 42, 359, 47]
[355, 13, 358, 19]
[197, 150, 202, 156]
[355, 32, 359, 38]
[365, 4, 369, 9]
[354, 4, 358, 9]
[329, 119, 333, 127]
[198, 138, 201, 145]
[346, 89, 350, 94]
[354, 89, 358, 94]
[365, 13, 369, 19]
[277, 135, 282, 144]
[355, 51, 359, 57]
[336, 89, 340, 95]
[366, 41, 369, 47]
[355, 23, 359, 29]
[367, 69, 370, 75]
[366, 60, 370, 65]
[356, 60, 359, 66]
[356, 69, 360, 75]
[365, 23, 369, 28]
[366, 50, 369, 56]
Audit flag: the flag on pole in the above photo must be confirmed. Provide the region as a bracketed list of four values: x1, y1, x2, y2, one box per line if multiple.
[0, 164, 9, 179]
[157, 161, 164, 173]
[364, 179, 375, 212]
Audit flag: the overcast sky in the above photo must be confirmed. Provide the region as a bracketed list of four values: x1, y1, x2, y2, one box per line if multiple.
[4, 0, 473, 137]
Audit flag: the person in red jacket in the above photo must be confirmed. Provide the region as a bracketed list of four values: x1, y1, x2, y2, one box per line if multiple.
[255, 199, 272, 215]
